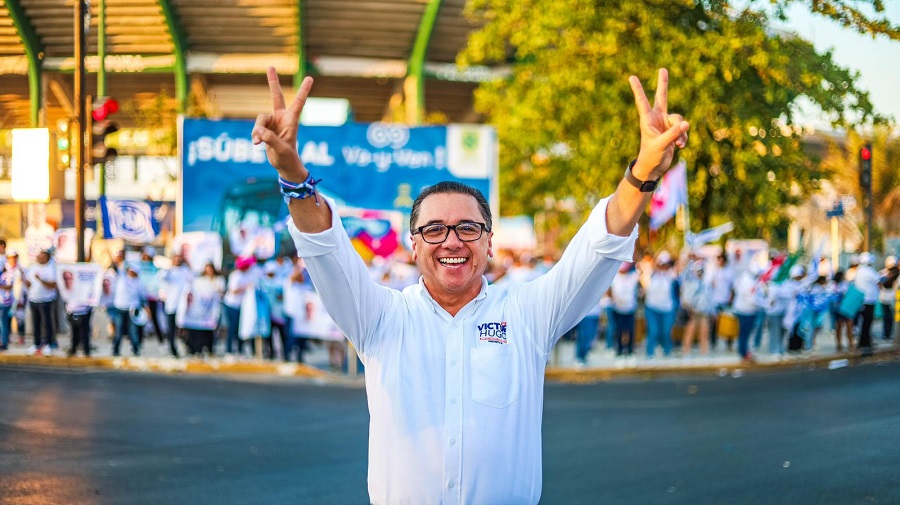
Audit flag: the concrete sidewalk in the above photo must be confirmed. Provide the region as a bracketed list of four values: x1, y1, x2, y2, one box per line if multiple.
[1, 317, 897, 382]
[545, 336, 899, 382]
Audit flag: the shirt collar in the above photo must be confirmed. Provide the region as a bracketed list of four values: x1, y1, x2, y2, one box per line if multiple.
[416, 276, 489, 318]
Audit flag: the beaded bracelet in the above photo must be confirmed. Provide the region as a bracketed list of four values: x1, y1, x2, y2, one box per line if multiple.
[279, 174, 323, 206]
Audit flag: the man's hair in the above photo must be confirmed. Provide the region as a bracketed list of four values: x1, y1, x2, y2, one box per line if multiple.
[409, 181, 492, 232]
[0, 239, 6, 247]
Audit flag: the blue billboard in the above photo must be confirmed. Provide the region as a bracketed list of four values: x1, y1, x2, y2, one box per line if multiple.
[179, 118, 497, 256]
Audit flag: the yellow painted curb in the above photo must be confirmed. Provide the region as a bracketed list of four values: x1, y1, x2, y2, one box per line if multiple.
[545, 348, 900, 384]
[0, 354, 327, 378]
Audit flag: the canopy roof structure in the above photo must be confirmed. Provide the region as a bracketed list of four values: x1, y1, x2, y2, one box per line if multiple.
[0, 0, 501, 130]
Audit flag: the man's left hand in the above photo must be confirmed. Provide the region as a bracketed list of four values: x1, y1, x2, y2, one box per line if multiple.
[628, 68, 689, 180]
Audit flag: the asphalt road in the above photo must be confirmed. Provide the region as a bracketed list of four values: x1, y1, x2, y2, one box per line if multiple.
[0, 361, 898, 505]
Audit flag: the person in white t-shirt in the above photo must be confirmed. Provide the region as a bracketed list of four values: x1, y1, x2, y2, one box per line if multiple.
[223, 256, 258, 356]
[183, 262, 225, 356]
[878, 256, 898, 342]
[159, 253, 194, 358]
[611, 262, 641, 356]
[253, 65, 689, 504]
[642, 251, 678, 358]
[23, 249, 57, 356]
[854, 252, 881, 354]
[112, 264, 147, 357]
[0, 248, 28, 350]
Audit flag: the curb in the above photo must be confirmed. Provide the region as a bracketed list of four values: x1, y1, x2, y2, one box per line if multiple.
[545, 347, 900, 383]
[2, 347, 897, 383]
[0, 354, 327, 379]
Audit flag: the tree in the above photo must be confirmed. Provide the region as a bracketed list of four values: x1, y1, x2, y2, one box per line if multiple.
[459, 0, 898, 251]
[122, 77, 216, 157]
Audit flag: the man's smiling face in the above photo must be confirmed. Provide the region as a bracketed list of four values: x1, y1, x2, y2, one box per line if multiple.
[411, 192, 493, 306]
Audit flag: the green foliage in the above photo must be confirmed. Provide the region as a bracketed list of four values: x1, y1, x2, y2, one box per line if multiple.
[459, 0, 898, 251]
[122, 82, 215, 157]
[122, 88, 179, 156]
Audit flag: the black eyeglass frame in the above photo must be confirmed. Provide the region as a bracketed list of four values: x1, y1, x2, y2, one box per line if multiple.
[411, 222, 490, 244]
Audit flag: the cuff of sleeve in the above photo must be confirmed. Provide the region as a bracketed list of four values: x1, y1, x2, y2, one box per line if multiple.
[586, 196, 638, 262]
[286, 197, 344, 257]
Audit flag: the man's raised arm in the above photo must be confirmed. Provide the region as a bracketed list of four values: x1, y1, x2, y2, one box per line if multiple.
[606, 68, 690, 237]
[251, 67, 332, 234]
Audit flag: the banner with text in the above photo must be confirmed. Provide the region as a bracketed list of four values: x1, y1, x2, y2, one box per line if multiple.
[179, 118, 497, 256]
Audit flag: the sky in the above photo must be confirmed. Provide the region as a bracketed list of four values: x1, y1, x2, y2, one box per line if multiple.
[777, 3, 900, 127]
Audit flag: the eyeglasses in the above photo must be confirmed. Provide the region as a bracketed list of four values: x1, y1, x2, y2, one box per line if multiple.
[412, 222, 489, 244]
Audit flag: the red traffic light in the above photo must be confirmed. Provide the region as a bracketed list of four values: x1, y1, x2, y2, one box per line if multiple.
[860, 146, 871, 161]
[92, 97, 119, 121]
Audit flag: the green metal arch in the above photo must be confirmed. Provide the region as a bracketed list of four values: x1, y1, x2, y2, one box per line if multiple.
[157, 0, 188, 110]
[5, 0, 44, 126]
[294, 0, 306, 89]
[405, 0, 442, 125]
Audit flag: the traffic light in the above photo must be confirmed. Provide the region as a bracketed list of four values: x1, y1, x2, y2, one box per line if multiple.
[90, 96, 120, 165]
[55, 119, 72, 170]
[859, 143, 872, 191]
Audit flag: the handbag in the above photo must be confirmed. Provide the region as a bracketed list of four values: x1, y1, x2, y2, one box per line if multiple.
[838, 283, 865, 320]
[716, 311, 739, 339]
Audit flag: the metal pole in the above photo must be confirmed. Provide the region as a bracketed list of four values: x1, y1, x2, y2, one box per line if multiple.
[865, 182, 873, 252]
[831, 216, 840, 270]
[75, 0, 88, 262]
[98, 0, 108, 202]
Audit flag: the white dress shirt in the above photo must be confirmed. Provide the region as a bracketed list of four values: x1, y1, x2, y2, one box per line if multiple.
[289, 196, 636, 505]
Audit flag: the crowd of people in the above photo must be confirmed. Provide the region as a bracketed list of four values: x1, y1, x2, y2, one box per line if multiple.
[0, 238, 339, 365]
[564, 248, 900, 365]
[1, 233, 897, 368]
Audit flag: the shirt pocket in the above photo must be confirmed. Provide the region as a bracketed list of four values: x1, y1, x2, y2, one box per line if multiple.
[470, 345, 519, 408]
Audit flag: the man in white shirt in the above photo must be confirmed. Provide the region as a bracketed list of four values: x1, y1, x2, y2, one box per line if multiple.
[709, 253, 734, 350]
[23, 249, 57, 356]
[112, 264, 146, 357]
[252, 66, 689, 504]
[854, 251, 881, 354]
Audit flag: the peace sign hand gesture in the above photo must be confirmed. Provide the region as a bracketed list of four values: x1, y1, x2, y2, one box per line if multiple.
[251, 67, 314, 182]
[628, 68, 689, 181]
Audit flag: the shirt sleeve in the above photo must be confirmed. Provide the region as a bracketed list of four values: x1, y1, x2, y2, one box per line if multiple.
[287, 197, 395, 356]
[510, 195, 638, 355]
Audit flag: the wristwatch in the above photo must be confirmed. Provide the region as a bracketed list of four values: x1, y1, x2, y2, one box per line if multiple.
[624, 159, 660, 192]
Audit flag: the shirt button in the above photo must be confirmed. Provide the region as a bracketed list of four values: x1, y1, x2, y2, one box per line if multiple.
[448, 482, 455, 489]
[450, 399, 457, 405]
[449, 438, 456, 446]
[450, 360, 457, 367]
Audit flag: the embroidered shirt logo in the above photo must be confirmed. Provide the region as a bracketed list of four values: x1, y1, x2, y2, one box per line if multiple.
[478, 321, 508, 344]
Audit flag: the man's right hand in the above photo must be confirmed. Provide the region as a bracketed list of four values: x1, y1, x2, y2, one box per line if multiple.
[252, 68, 333, 234]
[251, 67, 314, 183]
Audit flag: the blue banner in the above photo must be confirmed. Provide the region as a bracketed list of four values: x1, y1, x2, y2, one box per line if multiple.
[179, 118, 496, 244]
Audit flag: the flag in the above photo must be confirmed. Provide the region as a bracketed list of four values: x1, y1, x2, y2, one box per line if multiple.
[685, 222, 734, 249]
[99, 196, 157, 243]
[649, 160, 688, 230]
[759, 254, 786, 282]
[773, 250, 805, 283]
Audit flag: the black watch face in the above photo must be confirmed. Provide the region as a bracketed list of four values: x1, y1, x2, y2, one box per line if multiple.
[640, 181, 658, 192]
